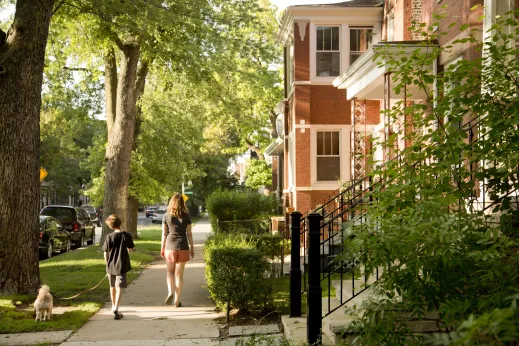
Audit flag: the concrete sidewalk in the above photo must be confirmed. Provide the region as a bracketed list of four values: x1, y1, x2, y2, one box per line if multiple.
[61, 217, 221, 346]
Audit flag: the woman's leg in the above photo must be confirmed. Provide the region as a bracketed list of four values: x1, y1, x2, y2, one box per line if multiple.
[166, 261, 176, 302]
[173, 262, 186, 306]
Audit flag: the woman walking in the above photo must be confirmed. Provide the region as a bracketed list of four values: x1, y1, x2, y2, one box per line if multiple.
[161, 193, 194, 307]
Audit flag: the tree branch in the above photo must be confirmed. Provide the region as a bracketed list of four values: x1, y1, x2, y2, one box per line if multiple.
[104, 47, 117, 135]
[52, 0, 66, 16]
[134, 59, 151, 99]
[245, 138, 265, 161]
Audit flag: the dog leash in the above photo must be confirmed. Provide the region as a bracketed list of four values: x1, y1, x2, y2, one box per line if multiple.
[53, 274, 108, 300]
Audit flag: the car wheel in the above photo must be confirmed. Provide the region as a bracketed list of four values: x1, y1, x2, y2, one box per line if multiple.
[46, 242, 53, 259]
[62, 239, 71, 253]
[76, 233, 84, 248]
[87, 229, 94, 245]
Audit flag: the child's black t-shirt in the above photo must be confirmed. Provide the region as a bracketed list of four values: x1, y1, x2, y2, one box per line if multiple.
[102, 231, 135, 275]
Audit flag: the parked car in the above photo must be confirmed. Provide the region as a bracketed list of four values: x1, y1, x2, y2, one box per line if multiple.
[151, 209, 166, 224]
[39, 215, 71, 259]
[40, 205, 95, 248]
[145, 206, 157, 217]
[80, 204, 102, 227]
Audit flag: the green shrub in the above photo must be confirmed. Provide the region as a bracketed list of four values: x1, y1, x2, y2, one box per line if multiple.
[206, 189, 277, 233]
[204, 235, 273, 319]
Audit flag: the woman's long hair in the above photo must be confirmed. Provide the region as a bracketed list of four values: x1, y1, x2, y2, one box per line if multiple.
[167, 193, 188, 218]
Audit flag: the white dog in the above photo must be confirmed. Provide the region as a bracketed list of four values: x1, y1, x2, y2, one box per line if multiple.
[34, 285, 53, 322]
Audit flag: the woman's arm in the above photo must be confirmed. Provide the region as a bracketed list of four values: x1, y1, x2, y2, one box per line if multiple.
[187, 224, 194, 259]
[161, 221, 167, 259]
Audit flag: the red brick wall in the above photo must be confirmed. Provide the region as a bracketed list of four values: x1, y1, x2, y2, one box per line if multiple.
[310, 85, 351, 125]
[294, 22, 310, 81]
[366, 100, 381, 124]
[421, 0, 483, 48]
[295, 85, 311, 125]
[295, 130, 310, 187]
[294, 190, 336, 215]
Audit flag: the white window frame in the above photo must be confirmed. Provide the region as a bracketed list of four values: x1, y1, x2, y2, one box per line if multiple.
[349, 26, 374, 66]
[386, 11, 394, 41]
[310, 126, 351, 189]
[315, 25, 341, 78]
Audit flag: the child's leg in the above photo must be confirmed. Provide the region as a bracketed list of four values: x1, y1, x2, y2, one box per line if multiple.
[114, 286, 122, 311]
[109, 275, 116, 310]
[113, 274, 126, 312]
[174, 262, 186, 306]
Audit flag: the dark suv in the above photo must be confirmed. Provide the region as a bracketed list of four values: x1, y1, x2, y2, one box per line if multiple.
[80, 204, 102, 227]
[40, 205, 95, 248]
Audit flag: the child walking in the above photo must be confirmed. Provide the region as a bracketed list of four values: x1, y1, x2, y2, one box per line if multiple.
[102, 214, 135, 320]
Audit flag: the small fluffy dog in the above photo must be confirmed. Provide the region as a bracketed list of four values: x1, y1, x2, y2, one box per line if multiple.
[34, 285, 53, 322]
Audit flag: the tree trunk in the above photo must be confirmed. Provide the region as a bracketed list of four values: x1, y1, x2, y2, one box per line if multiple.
[0, 0, 54, 294]
[104, 48, 117, 136]
[101, 43, 140, 244]
[126, 60, 149, 238]
[127, 196, 139, 239]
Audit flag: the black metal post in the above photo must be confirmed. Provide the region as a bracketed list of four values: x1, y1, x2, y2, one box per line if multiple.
[290, 211, 302, 317]
[307, 213, 323, 345]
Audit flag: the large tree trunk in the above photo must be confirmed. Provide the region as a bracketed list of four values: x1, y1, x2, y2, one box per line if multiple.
[127, 196, 139, 239]
[126, 60, 149, 238]
[101, 43, 140, 244]
[0, 0, 54, 294]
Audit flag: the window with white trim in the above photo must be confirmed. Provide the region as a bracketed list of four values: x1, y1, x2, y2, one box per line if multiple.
[350, 27, 373, 65]
[316, 26, 340, 77]
[386, 13, 394, 41]
[316, 131, 340, 181]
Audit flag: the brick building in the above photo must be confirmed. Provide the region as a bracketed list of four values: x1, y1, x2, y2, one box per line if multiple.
[269, 0, 517, 217]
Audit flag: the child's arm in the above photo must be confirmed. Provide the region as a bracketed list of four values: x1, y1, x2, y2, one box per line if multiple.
[103, 251, 108, 264]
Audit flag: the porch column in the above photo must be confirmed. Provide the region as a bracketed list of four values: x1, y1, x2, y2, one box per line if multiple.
[351, 98, 367, 182]
[384, 72, 392, 161]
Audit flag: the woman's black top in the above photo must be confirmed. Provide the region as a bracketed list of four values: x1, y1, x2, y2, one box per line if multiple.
[162, 212, 192, 251]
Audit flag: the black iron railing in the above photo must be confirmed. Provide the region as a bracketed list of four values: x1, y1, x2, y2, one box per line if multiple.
[287, 113, 519, 344]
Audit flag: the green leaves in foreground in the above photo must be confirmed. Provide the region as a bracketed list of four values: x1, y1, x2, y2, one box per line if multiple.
[340, 8, 519, 345]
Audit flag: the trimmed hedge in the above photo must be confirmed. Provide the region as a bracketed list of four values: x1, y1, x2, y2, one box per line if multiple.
[204, 235, 273, 319]
[206, 189, 277, 233]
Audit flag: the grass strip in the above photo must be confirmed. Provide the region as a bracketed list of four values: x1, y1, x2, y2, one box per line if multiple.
[0, 226, 162, 334]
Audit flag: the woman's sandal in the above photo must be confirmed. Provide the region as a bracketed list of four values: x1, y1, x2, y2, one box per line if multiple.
[165, 295, 174, 305]
[174, 301, 182, 307]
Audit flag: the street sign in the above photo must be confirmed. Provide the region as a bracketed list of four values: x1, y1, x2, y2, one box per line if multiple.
[184, 191, 193, 195]
[182, 194, 189, 202]
[40, 167, 48, 182]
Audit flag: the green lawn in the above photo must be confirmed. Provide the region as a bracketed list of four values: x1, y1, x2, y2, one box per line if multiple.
[271, 272, 353, 315]
[0, 226, 162, 334]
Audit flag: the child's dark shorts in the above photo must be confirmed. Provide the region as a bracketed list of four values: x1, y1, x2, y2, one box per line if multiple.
[109, 273, 127, 288]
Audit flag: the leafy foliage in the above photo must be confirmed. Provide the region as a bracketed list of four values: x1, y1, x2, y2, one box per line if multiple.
[245, 159, 272, 190]
[203, 235, 273, 316]
[206, 189, 277, 233]
[339, 8, 519, 345]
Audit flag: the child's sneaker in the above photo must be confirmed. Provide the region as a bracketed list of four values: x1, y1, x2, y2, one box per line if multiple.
[114, 311, 123, 320]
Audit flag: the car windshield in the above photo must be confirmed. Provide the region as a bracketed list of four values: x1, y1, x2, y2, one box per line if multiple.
[51, 208, 74, 221]
[82, 206, 95, 212]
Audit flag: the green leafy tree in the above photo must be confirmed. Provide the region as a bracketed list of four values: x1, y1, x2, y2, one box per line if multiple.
[341, 8, 519, 345]
[47, 0, 281, 243]
[244, 159, 272, 190]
